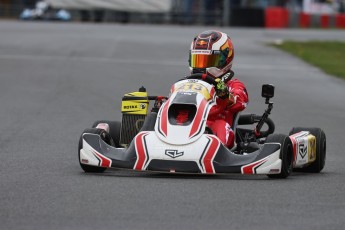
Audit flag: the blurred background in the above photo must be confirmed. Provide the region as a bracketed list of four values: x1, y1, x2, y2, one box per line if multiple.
[1, 0, 345, 28]
[1, 1, 345, 230]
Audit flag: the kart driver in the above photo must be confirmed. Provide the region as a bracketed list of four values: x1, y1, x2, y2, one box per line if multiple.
[188, 30, 248, 149]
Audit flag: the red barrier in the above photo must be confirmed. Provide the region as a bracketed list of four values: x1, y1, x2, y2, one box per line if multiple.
[282, 9, 289, 27]
[299, 13, 311, 28]
[335, 14, 345, 28]
[265, 7, 289, 28]
[320, 14, 329, 28]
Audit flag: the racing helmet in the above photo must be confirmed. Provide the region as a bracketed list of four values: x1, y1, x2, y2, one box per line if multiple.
[189, 30, 234, 78]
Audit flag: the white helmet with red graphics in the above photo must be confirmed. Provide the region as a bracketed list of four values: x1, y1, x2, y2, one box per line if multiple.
[189, 30, 234, 78]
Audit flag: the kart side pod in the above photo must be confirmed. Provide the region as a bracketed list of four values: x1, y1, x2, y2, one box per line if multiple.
[120, 87, 149, 146]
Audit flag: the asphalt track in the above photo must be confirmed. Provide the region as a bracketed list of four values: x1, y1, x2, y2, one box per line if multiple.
[1, 21, 345, 230]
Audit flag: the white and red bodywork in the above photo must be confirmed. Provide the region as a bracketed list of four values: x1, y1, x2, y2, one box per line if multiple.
[79, 79, 318, 175]
[156, 79, 216, 145]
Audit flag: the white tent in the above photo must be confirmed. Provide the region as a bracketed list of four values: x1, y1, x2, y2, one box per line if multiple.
[47, 0, 172, 12]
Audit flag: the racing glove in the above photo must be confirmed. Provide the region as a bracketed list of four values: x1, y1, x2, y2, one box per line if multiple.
[215, 79, 229, 99]
[228, 92, 237, 106]
[215, 79, 237, 105]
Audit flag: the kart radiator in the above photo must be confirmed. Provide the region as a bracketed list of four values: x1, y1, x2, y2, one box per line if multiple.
[120, 114, 146, 146]
[120, 88, 149, 146]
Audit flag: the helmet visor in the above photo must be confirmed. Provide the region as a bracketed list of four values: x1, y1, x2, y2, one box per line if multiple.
[189, 51, 223, 69]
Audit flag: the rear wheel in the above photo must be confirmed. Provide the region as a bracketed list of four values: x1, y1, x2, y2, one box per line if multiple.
[92, 120, 121, 147]
[78, 128, 113, 173]
[266, 134, 293, 179]
[289, 127, 326, 173]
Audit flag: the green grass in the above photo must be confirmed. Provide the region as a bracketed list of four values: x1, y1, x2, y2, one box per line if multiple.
[272, 41, 345, 79]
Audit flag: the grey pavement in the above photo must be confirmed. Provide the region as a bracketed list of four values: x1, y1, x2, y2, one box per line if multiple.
[0, 21, 345, 230]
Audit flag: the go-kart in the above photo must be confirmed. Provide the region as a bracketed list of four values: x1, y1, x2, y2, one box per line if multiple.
[78, 73, 326, 178]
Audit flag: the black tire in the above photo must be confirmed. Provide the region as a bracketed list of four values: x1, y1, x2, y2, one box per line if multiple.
[92, 120, 121, 147]
[266, 134, 293, 179]
[78, 128, 113, 173]
[289, 127, 326, 173]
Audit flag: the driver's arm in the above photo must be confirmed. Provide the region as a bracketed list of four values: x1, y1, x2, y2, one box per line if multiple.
[227, 79, 248, 113]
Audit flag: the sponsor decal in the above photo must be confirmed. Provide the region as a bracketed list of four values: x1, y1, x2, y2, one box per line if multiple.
[124, 105, 138, 109]
[269, 169, 280, 173]
[180, 92, 192, 95]
[309, 137, 316, 161]
[123, 105, 138, 109]
[165, 149, 184, 158]
[290, 131, 309, 164]
[299, 142, 307, 159]
[195, 40, 209, 49]
[191, 50, 212, 54]
[81, 159, 89, 164]
[310, 138, 315, 149]
[174, 82, 211, 101]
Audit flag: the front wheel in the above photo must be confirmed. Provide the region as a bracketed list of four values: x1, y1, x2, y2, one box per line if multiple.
[289, 127, 326, 173]
[78, 128, 114, 173]
[266, 134, 293, 179]
[92, 120, 121, 147]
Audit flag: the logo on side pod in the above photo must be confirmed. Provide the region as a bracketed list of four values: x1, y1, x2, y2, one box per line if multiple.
[165, 149, 184, 158]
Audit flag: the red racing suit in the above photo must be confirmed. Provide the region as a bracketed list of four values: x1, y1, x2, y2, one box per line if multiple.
[206, 78, 248, 148]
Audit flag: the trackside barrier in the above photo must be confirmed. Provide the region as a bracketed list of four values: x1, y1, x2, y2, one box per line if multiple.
[299, 12, 311, 28]
[336, 14, 345, 28]
[265, 7, 345, 29]
[298, 12, 345, 29]
[320, 14, 329, 28]
[265, 7, 289, 28]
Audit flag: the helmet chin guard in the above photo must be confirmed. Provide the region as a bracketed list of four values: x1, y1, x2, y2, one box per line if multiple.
[206, 62, 232, 78]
